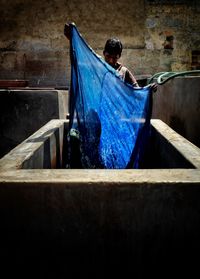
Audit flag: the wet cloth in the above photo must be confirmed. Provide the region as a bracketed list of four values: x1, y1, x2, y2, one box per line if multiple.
[69, 23, 153, 169]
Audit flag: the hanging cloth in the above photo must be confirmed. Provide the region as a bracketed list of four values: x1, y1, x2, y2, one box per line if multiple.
[69, 23, 153, 169]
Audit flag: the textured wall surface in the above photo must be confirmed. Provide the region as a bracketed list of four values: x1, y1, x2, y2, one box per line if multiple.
[0, 0, 199, 86]
[0, 89, 68, 158]
[152, 77, 200, 148]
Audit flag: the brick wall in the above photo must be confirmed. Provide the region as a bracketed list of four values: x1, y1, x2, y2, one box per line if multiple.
[0, 0, 199, 87]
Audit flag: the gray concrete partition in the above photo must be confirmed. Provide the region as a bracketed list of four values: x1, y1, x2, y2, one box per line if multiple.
[0, 89, 69, 159]
[0, 119, 67, 170]
[152, 76, 200, 148]
[0, 119, 200, 278]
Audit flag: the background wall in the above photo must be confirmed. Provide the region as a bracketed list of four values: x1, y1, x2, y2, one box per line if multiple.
[0, 0, 200, 87]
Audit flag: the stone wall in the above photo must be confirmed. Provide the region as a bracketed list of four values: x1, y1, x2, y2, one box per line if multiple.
[0, 0, 199, 87]
[145, 0, 200, 72]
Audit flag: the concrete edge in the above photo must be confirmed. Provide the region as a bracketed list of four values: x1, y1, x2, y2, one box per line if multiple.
[0, 169, 200, 184]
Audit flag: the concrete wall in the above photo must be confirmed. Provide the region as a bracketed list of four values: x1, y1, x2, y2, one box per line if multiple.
[0, 172, 200, 278]
[0, 89, 68, 158]
[152, 76, 200, 148]
[0, 0, 199, 87]
[0, 118, 200, 278]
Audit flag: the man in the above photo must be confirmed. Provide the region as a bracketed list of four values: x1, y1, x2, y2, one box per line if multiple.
[103, 38, 139, 87]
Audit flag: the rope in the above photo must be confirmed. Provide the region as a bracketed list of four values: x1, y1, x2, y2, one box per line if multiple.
[147, 70, 200, 85]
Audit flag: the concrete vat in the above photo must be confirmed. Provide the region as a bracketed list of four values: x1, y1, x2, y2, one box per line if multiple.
[0, 119, 200, 278]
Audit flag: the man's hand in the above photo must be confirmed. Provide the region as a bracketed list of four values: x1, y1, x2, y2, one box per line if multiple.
[64, 23, 70, 40]
[150, 82, 158, 92]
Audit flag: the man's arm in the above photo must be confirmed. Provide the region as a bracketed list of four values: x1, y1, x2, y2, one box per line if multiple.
[125, 69, 157, 91]
[125, 69, 139, 87]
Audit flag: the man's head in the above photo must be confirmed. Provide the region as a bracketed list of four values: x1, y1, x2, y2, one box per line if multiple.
[103, 38, 123, 67]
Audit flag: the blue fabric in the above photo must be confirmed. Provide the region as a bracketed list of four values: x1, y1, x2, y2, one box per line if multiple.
[69, 24, 152, 169]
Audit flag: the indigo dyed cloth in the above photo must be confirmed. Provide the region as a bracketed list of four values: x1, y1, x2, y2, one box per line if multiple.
[69, 24, 152, 169]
